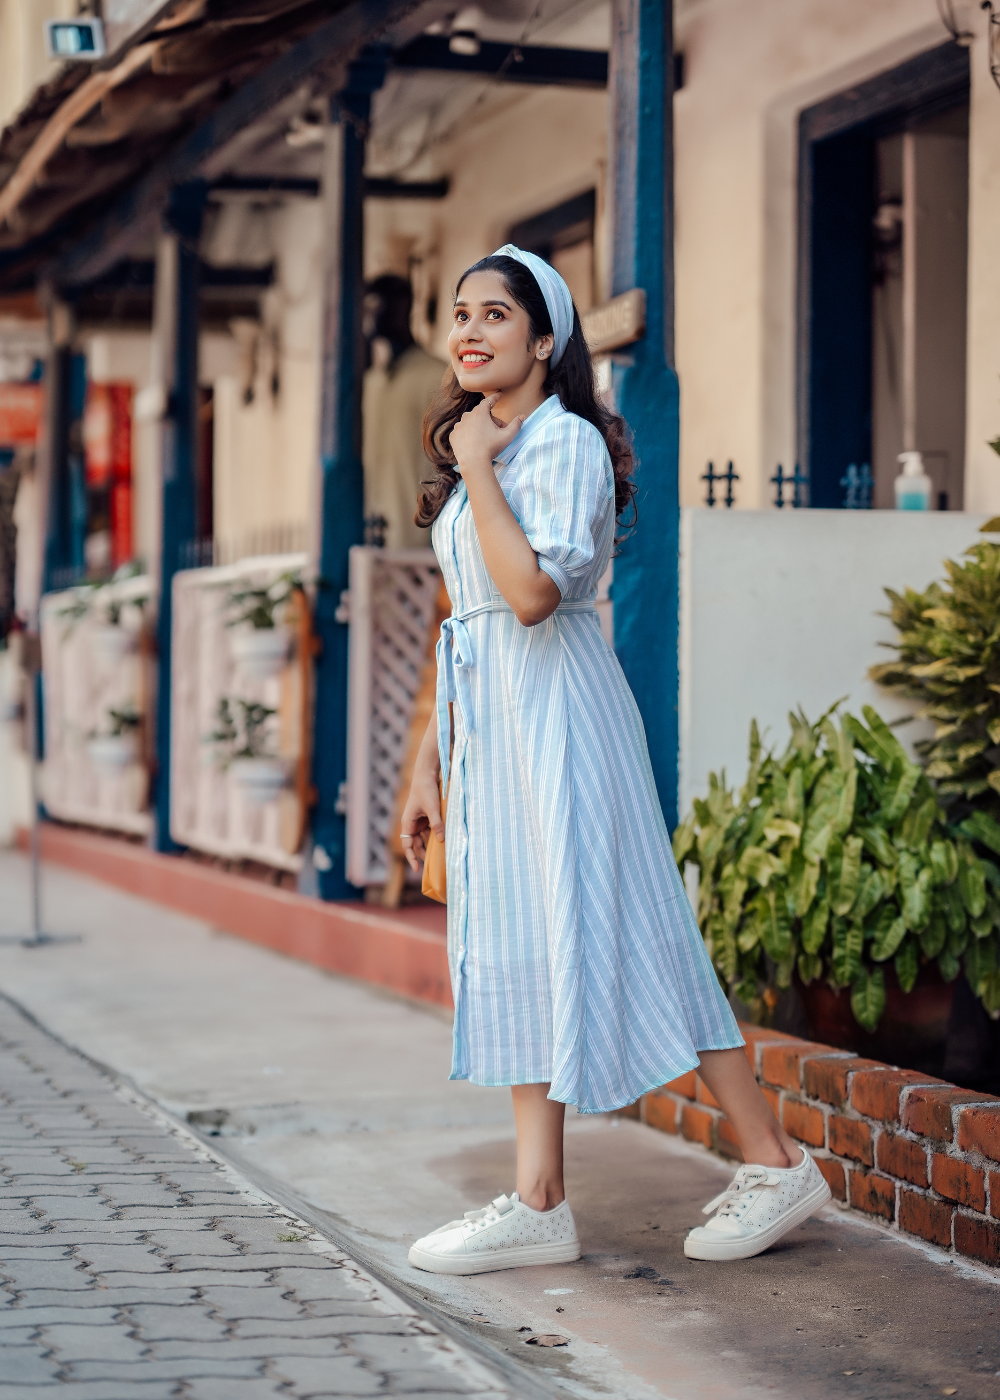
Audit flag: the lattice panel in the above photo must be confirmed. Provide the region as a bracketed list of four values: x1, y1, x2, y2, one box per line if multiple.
[170, 553, 309, 872]
[40, 575, 155, 837]
[345, 547, 440, 886]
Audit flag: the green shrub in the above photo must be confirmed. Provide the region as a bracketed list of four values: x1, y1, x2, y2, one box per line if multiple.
[673, 705, 1000, 1030]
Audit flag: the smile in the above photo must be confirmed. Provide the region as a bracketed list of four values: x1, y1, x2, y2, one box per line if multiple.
[460, 353, 493, 364]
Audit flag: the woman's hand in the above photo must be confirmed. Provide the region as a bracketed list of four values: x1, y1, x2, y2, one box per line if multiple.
[400, 716, 444, 873]
[450, 394, 524, 476]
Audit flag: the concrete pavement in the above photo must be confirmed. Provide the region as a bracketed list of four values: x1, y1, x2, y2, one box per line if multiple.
[0, 849, 998, 1399]
[0, 992, 508, 1398]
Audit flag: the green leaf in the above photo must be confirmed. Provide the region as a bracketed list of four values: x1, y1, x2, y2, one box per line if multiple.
[948, 921, 970, 957]
[972, 907, 996, 939]
[899, 796, 938, 850]
[920, 912, 947, 959]
[801, 897, 830, 955]
[862, 705, 911, 772]
[870, 907, 908, 962]
[829, 835, 863, 917]
[755, 889, 792, 962]
[763, 818, 802, 847]
[929, 839, 959, 887]
[831, 918, 864, 986]
[736, 918, 760, 953]
[943, 879, 968, 934]
[737, 846, 785, 889]
[709, 913, 739, 982]
[797, 952, 823, 985]
[857, 823, 897, 868]
[959, 811, 1000, 857]
[851, 966, 886, 1031]
[672, 817, 696, 865]
[786, 850, 820, 919]
[894, 939, 919, 993]
[937, 949, 961, 982]
[965, 935, 999, 994]
[783, 766, 805, 825]
[958, 849, 988, 918]
[898, 852, 934, 931]
[980, 969, 1000, 1017]
[881, 764, 922, 825]
[832, 768, 859, 836]
[852, 867, 884, 922]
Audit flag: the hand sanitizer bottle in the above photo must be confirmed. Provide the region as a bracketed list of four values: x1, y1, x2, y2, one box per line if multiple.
[894, 451, 931, 510]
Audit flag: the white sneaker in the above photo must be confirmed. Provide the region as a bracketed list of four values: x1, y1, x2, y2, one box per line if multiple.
[408, 1192, 581, 1276]
[683, 1148, 831, 1261]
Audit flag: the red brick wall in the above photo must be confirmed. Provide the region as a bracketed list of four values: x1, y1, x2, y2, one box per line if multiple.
[634, 1024, 1000, 1269]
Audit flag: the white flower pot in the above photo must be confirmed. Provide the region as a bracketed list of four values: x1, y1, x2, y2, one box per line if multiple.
[230, 756, 286, 805]
[87, 733, 138, 770]
[229, 627, 290, 679]
[92, 624, 135, 664]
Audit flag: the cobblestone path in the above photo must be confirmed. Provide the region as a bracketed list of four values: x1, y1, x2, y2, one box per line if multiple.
[0, 995, 511, 1399]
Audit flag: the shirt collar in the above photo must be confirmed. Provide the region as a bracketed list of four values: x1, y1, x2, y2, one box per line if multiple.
[494, 394, 564, 466]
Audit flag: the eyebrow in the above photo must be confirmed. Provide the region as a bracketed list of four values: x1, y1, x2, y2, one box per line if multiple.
[453, 298, 513, 310]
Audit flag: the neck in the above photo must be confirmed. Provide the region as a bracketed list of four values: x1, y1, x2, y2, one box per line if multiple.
[490, 371, 550, 428]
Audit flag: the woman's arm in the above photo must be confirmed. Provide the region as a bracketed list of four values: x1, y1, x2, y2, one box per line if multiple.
[400, 714, 444, 872]
[450, 395, 562, 627]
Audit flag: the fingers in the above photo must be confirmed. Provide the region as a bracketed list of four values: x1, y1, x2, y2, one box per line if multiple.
[483, 392, 501, 409]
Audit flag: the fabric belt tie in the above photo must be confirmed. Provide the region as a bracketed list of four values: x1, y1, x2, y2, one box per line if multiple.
[435, 596, 596, 792]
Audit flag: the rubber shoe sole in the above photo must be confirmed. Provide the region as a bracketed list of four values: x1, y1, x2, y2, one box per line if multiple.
[683, 1176, 831, 1261]
[408, 1238, 581, 1275]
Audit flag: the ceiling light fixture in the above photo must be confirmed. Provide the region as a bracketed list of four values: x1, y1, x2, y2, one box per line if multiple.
[449, 6, 483, 56]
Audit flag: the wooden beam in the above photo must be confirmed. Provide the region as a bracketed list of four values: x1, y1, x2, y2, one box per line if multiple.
[0, 42, 157, 233]
[51, 0, 414, 287]
[391, 35, 607, 88]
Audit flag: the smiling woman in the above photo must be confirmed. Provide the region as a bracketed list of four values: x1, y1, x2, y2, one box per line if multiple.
[399, 245, 831, 1279]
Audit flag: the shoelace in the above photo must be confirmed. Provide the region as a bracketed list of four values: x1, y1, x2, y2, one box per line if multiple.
[702, 1166, 782, 1219]
[431, 1193, 517, 1236]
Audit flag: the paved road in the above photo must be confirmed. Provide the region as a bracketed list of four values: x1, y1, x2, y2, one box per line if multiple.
[1, 851, 999, 1400]
[0, 994, 509, 1399]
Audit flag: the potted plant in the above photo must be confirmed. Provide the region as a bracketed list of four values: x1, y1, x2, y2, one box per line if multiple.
[87, 703, 141, 770]
[673, 705, 1000, 1062]
[205, 696, 285, 805]
[92, 596, 137, 663]
[225, 572, 299, 679]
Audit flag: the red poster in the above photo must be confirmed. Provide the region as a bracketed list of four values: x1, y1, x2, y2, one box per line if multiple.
[84, 382, 133, 564]
[0, 383, 43, 445]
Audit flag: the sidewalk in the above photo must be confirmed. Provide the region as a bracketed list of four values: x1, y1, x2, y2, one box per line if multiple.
[0, 993, 510, 1399]
[1, 849, 999, 1399]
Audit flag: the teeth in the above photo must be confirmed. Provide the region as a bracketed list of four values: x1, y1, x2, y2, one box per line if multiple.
[461, 354, 491, 363]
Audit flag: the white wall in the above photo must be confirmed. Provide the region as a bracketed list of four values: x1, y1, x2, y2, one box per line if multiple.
[674, 0, 1000, 512]
[678, 507, 990, 819]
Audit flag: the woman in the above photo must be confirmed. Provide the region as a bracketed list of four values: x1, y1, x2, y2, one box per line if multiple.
[400, 246, 829, 1273]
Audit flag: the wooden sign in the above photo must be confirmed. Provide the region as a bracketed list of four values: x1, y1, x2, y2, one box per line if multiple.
[581, 288, 646, 355]
[0, 383, 43, 446]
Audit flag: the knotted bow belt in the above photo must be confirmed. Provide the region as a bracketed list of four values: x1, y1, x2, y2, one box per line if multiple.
[435, 596, 597, 791]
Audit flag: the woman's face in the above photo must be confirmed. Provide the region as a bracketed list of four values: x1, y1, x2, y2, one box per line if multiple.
[448, 270, 553, 396]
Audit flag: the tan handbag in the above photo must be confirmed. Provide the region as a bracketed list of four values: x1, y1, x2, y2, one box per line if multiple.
[421, 789, 447, 904]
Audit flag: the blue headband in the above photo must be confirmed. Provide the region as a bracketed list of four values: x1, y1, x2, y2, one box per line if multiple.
[492, 243, 574, 366]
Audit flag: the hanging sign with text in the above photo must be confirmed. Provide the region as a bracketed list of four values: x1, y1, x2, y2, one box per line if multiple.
[581, 288, 646, 355]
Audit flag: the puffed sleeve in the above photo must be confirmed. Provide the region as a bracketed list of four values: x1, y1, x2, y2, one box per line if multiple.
[507, 415, 614, 597]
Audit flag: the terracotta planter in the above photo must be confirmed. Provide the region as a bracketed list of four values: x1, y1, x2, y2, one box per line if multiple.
[797, 963, 955, 1075]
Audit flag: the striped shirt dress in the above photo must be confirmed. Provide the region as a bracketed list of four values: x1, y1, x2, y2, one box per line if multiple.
[431, 394, 743, 1114]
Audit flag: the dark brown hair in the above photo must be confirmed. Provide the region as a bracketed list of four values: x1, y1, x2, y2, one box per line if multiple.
[416, 254, 635, 528]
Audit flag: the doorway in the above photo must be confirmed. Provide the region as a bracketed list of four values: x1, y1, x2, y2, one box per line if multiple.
[799, 43, 969, 508]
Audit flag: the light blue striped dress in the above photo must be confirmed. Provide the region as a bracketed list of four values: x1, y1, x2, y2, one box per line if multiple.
[432, 394, 742, 1113]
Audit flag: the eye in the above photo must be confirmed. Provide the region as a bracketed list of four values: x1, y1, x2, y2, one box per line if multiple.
[454, 309, 468, 322]
[485, 309, 504, 321]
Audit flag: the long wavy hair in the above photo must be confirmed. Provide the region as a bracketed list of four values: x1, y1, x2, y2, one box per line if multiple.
[416, 254, 635, 528]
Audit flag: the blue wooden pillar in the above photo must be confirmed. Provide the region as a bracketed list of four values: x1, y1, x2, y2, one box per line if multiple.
[153, 181, 206, 853]
[608, 0, 680, 830]
[42, 338, 87, 593]
[312, 48, 388, 898]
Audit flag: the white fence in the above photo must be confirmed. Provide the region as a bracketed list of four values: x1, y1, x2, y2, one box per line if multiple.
[170, 552, 310, 872]
[344, 546, 442, 888]
[39, 573, 155, 837]
[679, 508, 992, 819]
